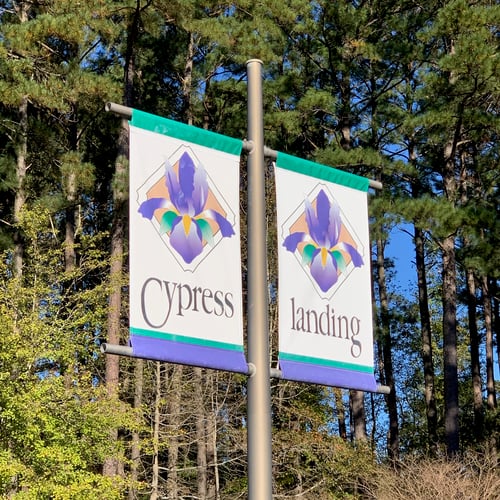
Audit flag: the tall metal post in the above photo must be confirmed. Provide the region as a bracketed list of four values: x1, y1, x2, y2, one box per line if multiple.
[246, 59, 273, 499]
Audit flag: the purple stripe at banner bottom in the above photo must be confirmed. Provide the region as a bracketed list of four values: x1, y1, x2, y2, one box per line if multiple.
[280, 360, 378, 392]
[130, 334, 248, 373]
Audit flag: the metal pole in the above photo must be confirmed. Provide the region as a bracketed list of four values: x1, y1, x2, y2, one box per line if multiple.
[100, 343, 134, 357]
[105, 101, 132, 119]
[246, 59, 273, 500]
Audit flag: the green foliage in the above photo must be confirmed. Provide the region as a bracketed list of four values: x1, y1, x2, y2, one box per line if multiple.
[270, 382, 378, 497]
[0, 208, 136, 498]
[1, 379, 129, 499]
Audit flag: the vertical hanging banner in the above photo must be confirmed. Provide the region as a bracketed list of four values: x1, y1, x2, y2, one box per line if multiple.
[275, 152, 377, 391]
[128, 109, 247, 373]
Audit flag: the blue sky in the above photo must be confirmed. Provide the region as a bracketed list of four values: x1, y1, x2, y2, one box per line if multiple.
[386, 222, 500, 381]
[386, 223, 416, 292]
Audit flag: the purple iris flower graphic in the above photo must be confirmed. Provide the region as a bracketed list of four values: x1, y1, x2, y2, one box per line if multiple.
[138, 151, 235, 264]
[283, 189, 363, 293]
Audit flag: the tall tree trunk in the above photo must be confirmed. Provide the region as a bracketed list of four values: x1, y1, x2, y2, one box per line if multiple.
[492, 279, 500, 376]
[369, 393, 377, 446]
[9, 16, 29, 497]
[442, 233, 459, 457]
[339, 71, 351, 150]
[64, 169, 77, 273]
[103, 0, 138, 476]
[350, 390, 367, 442]
[195, 371, 219, 500]
[151, 362, 162, 500]
[414, 226, 439, 452]
[128, 358, 144, 500]
[206, 372, 218, 500]
[441, 40, 461, 458]
[339, 67, 367, 442]
[61, 120, 80, 390]
[334, 388, 347, 440]
[408, 126, 439, 453]
[12, 4, 29, 279]
[375, 238, 399, 460]
[482, 277, 498, 462]
[166, 365, 183, 499]
[182, 32, 195, 126]
[13, 95, 28, 279]
[466, 270, 484, 441]
[195, 367, 208, 499]
[102, 117, 128, 476]
[64, 114, 80, 274]
[482, 277, 497, 411]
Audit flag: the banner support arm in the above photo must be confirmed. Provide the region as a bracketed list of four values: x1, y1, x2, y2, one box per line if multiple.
[105, 102, 382, 190]
[105, 102, 132, 119]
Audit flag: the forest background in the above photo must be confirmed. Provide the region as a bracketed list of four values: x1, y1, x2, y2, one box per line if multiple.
[0, 0, 499, 498]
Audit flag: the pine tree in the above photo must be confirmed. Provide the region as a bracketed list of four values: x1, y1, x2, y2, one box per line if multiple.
[414, 0, 500, 456]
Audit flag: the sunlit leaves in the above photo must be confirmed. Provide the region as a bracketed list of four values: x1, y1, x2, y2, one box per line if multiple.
[0, 208, 135, 498]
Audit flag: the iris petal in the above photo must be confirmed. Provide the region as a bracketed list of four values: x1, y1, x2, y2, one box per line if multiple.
[302, 243, 316, 265]
[192, 165, 209, 215]
[165, 161, 180, 209]
[283, 232, 307, 252]
[204, 210, 235, 237]
[339, 242, 364, 267]
[332, 250, 347, 272]
[310, 249, 338, 292]
[178, 152, 196, 199]
[196, 218, 214, 245]
[327, 198, 341, 247]
[305, 199, 322, 245]
[138, 198, 168, 219]
[169, 217, 204, 264]
[165, 156, 187, 214]
[316, 190, 331, 245]
[160, 211, 178, 233]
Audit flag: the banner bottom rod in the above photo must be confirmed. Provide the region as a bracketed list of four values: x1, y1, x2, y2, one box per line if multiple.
[100, 343, 390, 394]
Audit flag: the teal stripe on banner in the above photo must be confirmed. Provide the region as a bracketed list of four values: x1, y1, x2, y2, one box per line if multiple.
[279, 351, 373, 373]
[130, 326, 245, 353]
[276, 152, 369, 192]
[130, 109, 242, 156]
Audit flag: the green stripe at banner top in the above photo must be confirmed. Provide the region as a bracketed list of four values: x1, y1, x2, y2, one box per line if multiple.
[276, 151, 369, 192]
[130, 109, 242, 156]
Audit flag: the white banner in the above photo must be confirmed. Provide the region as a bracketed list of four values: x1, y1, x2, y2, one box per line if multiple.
[275, 153, 377, 391]
[128, 110, 246, 372]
